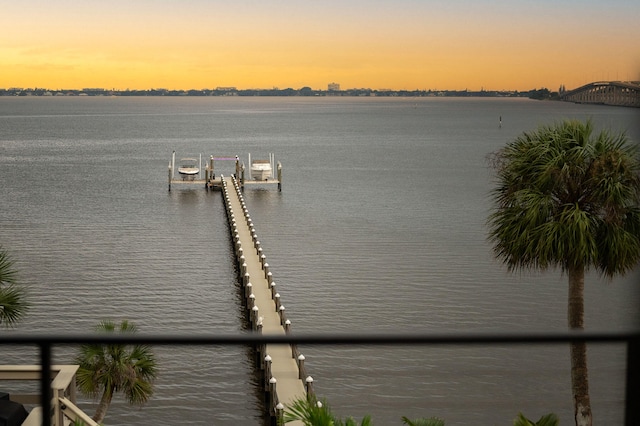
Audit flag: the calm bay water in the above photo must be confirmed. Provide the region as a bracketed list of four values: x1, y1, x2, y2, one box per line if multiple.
[0, 96, 638, 425]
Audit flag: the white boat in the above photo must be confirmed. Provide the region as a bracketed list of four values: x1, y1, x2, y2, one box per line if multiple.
[177, 158, 199, 180]
[250, 159, 273, 181]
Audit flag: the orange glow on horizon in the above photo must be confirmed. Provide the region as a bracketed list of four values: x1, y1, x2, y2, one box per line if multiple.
[2, 1, 639, 92]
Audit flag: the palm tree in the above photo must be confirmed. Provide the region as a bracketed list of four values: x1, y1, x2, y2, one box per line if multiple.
[401, 416, 445, 426]
[282, 395, 335, 426]
[514, 412, 559, 426]
[75, 320, 158, 424]
[282, 395, 372, 425]
[488, 119, 640, 426]
[0, 246, 28, 327]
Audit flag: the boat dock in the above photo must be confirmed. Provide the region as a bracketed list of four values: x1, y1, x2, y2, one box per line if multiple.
[220, 174, 310, 425]
[168, 152, 282, 192]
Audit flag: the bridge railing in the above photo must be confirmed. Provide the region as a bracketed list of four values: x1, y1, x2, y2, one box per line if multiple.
[1, 331, 638, 426]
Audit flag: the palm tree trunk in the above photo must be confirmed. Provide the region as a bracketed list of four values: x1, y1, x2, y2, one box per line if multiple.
[568, 266, 592, 426]
[93, 386, 114, 424]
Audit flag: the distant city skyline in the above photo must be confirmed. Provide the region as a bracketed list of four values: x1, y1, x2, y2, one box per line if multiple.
[2, 1, 639, 91]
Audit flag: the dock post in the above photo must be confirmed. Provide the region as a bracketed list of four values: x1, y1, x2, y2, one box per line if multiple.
[264, 355, 272, 389]
[252, 306, 260, 330]
[277, 162, 282, 191]
[270, 282, 277, 298]
[274, 293, 281, 311]
[297, 355, 305, 380]
[268, 377, 277, 415]
[275, 403, 284, 426]
[305, 376, 314, 396]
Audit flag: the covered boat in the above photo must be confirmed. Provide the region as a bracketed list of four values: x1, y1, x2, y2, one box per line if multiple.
[177, 157, 199, 180]
[250, 158, 273, 181]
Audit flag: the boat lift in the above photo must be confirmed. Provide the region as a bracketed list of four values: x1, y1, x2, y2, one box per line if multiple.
[168, 152, 281, 191]
[240, 153, 282, 191]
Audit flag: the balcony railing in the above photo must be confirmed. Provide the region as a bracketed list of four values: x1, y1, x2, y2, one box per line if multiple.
[1, 330, 638, 426]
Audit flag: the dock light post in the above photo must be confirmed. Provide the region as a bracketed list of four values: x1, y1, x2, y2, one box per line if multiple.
[264, 355, 272, 386]
[252, 306, 259, 330]
[270, 282, 276, 298]
[305, 376, 314, 396]
[269, 377, 277, 409]
[274, 293, 281, 311]
[275, 403, 284, 424]
[297, 354, 305, 379]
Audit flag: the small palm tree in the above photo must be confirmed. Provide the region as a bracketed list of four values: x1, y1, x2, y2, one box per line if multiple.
[514, 412, 559, 426]
[282, 395, 333, 426]
[0, 246, 28, 327]
[335, 415, 373, 426]
[75, 320, 157, 424]
[283, 395, 372, 426]
[488, 119, 640, 426]
[401, 416, 445, 426]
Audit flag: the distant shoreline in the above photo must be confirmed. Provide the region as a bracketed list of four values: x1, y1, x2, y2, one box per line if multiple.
[0, 87, 556, 100]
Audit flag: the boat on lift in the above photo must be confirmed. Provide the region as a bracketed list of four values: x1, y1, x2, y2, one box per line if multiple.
[250, 159, 273, 181]
[177, 157, 200, 181]
[248, 153, 275, 181]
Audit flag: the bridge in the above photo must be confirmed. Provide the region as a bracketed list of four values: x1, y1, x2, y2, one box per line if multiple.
[559, 81, 640, 107]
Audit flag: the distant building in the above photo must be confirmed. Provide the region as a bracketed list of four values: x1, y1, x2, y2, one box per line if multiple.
[328, 82, 340, 91]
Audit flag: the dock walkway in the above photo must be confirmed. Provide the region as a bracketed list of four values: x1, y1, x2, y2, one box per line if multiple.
[221, 175, 309, 425]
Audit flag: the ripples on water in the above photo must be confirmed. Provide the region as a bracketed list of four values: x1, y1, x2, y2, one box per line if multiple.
[0, 97, 638, 425]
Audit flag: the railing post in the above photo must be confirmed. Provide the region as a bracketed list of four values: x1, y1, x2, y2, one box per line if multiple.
[626, 334, 640, 426]
[40, 342, 52, 426]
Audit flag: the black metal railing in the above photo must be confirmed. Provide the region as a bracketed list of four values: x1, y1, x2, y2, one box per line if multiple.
[2, 330, 638, 426]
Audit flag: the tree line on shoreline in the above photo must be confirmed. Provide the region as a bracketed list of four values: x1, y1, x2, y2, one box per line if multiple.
[0, 86, 557, 99]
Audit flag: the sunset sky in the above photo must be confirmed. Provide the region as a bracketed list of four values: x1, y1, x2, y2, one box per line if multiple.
[2, 0, 639, 91]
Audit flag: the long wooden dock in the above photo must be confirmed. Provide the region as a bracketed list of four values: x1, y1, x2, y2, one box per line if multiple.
[220, 175, 310, 425]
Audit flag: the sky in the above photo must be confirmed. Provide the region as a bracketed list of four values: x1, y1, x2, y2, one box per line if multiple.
[2, 0, 639, 91]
